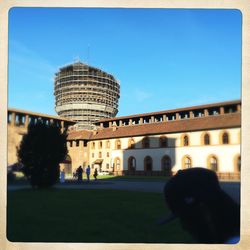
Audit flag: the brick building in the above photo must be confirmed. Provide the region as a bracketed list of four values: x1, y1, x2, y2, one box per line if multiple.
[65, 99, 241, 179]
[7, 108, 75, 166]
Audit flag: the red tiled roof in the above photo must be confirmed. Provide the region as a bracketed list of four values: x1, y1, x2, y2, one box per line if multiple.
[95, 99, 241, 123]
[68, 112, 241, 140]
[67, 130, 92, 140]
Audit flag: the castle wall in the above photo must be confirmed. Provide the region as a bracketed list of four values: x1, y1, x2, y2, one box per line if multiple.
[7, 109, 75, 166]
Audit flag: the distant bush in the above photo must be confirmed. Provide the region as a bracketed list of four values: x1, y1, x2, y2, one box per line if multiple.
[7, 171, 16, 182]
[18, 121, 68, 188]
[8, 163, 24, 172]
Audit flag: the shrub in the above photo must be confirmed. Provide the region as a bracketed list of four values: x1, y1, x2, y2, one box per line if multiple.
[17, 121, 68, 188]
[7, 171, 16, 182]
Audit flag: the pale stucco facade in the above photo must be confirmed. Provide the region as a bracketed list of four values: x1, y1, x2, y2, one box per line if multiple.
[69, 128, 240, 178]
[8, 100, 241, 180]
[66, 100, 241, 179]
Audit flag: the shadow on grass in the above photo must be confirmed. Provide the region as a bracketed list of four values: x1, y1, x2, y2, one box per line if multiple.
[8, 172, 171, 185]
[7, 188, 195, 243]
[70, 174, 171, 182]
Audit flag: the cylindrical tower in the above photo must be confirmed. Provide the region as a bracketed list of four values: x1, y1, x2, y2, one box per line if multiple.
[54, 62, 120, 130]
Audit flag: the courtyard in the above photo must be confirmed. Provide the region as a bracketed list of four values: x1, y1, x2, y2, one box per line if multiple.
[7, 177, 240, 243]
[7, 188, 195, 243]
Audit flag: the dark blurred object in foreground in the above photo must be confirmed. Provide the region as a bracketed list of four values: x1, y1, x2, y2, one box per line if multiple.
[163, 167, 240, 244]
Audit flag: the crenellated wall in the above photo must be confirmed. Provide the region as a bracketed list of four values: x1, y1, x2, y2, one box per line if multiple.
[8, 100, 241, 180]
[7, 108, 75, 166]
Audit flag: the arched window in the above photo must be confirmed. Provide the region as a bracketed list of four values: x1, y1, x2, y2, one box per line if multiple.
[182, 155, 192, 169]
[128, 138, 135, 149]
[207, 155, 218, 172]
[222, 132, 229, 144]
[204, 133, 210, 145]
[99, 141, 102, 149]
[159, 136, 168, 147]
[115, 139, 121, 149]
[161, 155, 171, 174]
[92, 142, 95, 149]
[142, 137, 150, 148]
[182, 134, 189, 146]
[144, 156, 153, 171]
[62, 155, 72, 175]
[128, 156, 136, 171]
[114, 157, 121, 171]
[237, 156, 241, 172]
[106, 140, 110, 149]
[234, 155, 241, 172]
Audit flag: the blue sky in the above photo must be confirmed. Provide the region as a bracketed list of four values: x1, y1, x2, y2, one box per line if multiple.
[8, 8, 242, 117]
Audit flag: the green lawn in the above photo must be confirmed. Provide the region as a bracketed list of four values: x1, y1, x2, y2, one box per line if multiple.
[7, 189, 195, 243]
[9, 172, 171, 184]
[98, 175, 171, 181]
[71, 174, 171, 182]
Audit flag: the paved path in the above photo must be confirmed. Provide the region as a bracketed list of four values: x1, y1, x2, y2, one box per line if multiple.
[8, 179, 241, 204]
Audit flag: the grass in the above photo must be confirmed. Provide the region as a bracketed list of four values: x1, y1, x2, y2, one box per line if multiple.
[99, 175, 171, 182]
[8, 172, 170, 185]
[7, 189, 195, 243]
[70, 173, 171, 182]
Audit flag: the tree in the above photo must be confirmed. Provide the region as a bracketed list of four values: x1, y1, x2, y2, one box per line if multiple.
[18, 120, 68, 188]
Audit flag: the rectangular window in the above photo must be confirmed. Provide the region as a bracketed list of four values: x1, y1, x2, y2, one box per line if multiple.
[106, 163, 109, 169]
[8, 113, 11, 123]
[107, 152, 109, 157]
[92, 153, 94, 158]
[99, 152, 102, 158]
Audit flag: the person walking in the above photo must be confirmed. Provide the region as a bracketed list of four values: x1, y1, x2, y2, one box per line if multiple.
[60, 169, 65, 183]
[93, 168, 98, 181]
[77, 165, 83, 181]
[86, 165, 91, 182]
